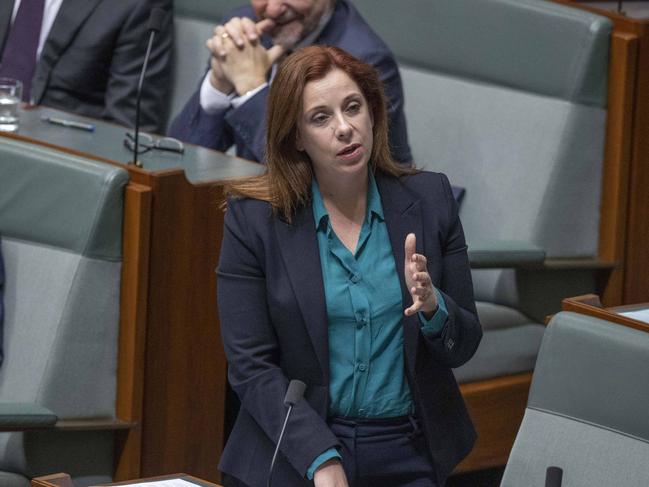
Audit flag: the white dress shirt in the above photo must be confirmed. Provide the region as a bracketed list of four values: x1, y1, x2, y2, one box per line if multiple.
[199, 7, 334, 113]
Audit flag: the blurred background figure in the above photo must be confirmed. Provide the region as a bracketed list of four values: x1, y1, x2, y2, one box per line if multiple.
[0, 0, 173, 132]
[169, 0, 412, 165]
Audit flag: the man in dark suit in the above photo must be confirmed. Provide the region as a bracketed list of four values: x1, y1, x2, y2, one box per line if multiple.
[169, 0, 412, 164]
[0, 0, 173, 132]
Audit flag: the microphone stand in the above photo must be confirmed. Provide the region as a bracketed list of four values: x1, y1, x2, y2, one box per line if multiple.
[267, 380, 306, 487]
[132, 29, 157, 167]
[267, 403, 296, 487]
[132, 8, 166, 166]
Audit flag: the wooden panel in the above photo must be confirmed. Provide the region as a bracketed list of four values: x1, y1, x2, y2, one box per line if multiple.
[623, 21, 649, 303]
[455, 373, 532, 472]
[114, 183, 153, 481]
[31, 473, 221, 487]
[31, 474, 73, 487]
[598, 32, 638, 305]
[562, 294, 649, 332]
[104, 473, 221, 487]
[139, 173, 227, 483]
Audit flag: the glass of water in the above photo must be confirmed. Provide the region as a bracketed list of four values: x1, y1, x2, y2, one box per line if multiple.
[0, 78, 22, 132]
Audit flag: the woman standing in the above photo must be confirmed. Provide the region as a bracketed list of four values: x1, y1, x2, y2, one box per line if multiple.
[217, 45, 482, 487]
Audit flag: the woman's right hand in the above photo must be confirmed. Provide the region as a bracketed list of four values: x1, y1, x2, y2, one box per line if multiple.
[313, 459, 349, 487]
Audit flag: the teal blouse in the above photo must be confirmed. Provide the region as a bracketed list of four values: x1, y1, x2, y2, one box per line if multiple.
[306, 172, 448, 479]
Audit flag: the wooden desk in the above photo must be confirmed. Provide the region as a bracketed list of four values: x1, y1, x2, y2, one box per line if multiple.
[32, 473, 221, 487]
[1, 106, 264, 483]
[562, 293, 649, 332]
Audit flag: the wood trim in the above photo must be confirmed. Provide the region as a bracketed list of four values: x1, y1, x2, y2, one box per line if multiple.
[562, 294, 649, 332]
[139, 174, 227, 482]
[31, 474, 73, 487]
[103, 474, 221, 487]
[53, 419, 135, 431]
[455, 373, 533, 472]
[534, 258, 616, 270]
[0, 130, 144, 174]
[622, 21, 649, 304]
[31, 473, 221, 487]
[114, 182, 153, 481]
[598, 32, 638, 305]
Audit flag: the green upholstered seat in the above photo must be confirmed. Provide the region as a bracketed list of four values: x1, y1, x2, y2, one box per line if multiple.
[352, 0, 612, 383]
[501, 312, 649, 486]
[0, 138, 128, 487]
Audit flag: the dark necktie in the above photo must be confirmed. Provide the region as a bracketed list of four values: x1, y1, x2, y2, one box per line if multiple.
[0, 0, 46, 101]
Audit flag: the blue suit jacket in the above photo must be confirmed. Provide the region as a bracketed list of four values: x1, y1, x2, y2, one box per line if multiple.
[217, 171, 481, 486]
[169, 0, 412, 164]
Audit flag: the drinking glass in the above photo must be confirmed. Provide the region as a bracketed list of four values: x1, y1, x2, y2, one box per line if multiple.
[0, 78, 23, 132]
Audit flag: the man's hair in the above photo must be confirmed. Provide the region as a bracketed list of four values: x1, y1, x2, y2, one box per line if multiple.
[222, 45, 411, 220]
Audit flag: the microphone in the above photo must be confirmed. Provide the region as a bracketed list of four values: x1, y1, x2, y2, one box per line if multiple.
[545, 466, 563, 487]
[131, 7, 167, 167]
[267, 380, 307, 487]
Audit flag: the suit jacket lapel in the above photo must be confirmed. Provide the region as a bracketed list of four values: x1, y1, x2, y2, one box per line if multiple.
[274, 205, 330, 382]
[32, 0, 102, 103]
[0, 0, 16, 55]
[377, 173, 424, 377]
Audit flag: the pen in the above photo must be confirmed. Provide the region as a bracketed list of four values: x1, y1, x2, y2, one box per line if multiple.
[41, 116, 95, 132]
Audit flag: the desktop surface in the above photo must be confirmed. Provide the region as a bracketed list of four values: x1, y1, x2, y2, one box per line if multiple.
[7, 105, 264, 183]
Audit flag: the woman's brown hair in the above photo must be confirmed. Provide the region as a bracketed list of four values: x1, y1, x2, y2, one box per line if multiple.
[223, 45, 412, 220]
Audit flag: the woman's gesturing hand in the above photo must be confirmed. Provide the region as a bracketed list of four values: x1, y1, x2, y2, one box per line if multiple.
[313, 459, 349, 487]
[404, 233, 438, 318]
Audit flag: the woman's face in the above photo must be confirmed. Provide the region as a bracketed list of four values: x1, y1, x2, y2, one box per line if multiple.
[296, 68, 373, 182]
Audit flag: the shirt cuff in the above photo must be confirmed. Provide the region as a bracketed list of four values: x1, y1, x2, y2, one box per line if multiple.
[199, 73, 232, 114]
[418, 288, 448, 337]
[306, 447, 342, 480]
[231, 82, 268, 108]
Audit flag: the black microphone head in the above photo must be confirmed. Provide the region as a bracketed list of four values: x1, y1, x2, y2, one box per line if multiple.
[283, 380, 306, 407]
[147, 8, 166, 33]
[545, 466, 563, 487]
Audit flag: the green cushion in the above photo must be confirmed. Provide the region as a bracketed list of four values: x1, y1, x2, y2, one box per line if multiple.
[353, 0, 611, 106]
[0, 138, 128, 260]
[0, 403, 57, 430]
[468, 240, 546, 268]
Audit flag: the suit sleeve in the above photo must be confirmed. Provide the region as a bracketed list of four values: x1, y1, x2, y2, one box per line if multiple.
[167, 80, 235, 151]
[222, 86, 269, 162]
[422, 174, 482, 368]
[217, 200, 340, 476]
[102, 0, 173, 133]
[168, 6, 260, 155]
[167, 67, 265, 159]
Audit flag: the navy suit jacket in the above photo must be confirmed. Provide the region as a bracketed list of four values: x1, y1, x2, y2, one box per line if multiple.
[169, 0, 412, 164]
[217, 171, 481, 486]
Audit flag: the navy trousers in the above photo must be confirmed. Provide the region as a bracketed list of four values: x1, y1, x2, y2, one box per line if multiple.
[330, 416, 437, 487]
[222, 415, 437, 487]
